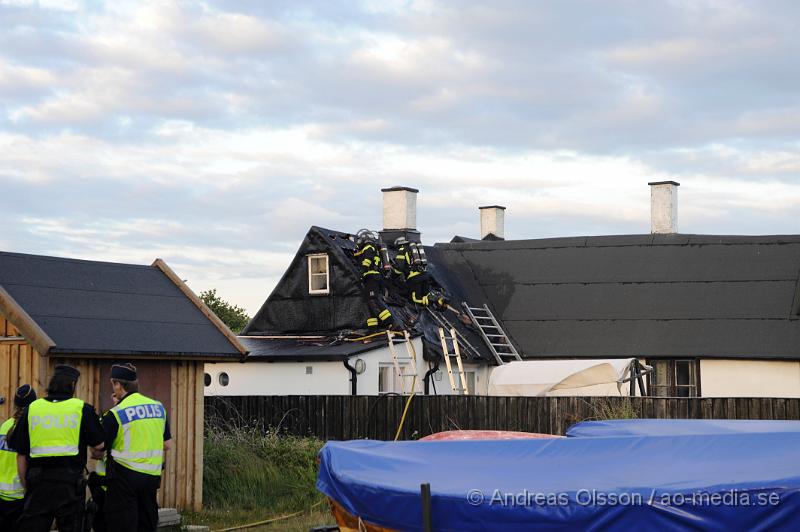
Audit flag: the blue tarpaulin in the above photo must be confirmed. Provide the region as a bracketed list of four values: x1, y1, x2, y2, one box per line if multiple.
[567, 419, 800, 438]
[317, 426, 800, 531]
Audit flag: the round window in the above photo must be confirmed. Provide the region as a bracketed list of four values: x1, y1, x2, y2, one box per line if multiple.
[204, 373, 211, 387]
[218, 372, 229, 386]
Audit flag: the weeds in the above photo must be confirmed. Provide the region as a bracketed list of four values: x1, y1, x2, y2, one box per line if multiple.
[582, 397, 639, 421]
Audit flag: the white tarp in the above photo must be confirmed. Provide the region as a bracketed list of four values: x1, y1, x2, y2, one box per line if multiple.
[488, 358, 639, 397]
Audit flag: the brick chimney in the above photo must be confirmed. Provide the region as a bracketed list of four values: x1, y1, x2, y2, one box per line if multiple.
[380, 186, 421, 243]
[479, 205, 506, 240]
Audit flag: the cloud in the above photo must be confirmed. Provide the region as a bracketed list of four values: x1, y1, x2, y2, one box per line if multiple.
[1, 0, 800, 313]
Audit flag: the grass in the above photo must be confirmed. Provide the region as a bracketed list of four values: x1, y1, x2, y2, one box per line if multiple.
[182, 420, 336, 531]
[583, 397, 640, 421]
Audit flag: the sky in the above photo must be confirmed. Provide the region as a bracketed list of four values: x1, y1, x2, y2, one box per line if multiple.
[1, 0, 799, 315]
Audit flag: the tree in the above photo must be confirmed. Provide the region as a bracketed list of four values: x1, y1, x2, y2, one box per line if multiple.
[199, 289, 250, 334]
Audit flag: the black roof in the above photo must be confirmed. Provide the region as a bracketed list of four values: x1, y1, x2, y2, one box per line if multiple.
[434, 234, 800, 360]
[0, 251, 243, 359]
[240, 226, 494, 364]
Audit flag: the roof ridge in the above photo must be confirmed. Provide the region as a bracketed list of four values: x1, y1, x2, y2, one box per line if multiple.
[0, 250, 154, 270]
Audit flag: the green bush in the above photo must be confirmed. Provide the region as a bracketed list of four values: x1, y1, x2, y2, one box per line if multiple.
[203, 424, 325, 514]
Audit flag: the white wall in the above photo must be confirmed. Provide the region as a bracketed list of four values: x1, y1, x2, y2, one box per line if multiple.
[204, 337, 492, 396]
[700, 359, 800, 398]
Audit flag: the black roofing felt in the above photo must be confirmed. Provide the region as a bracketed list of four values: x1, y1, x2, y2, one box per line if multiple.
[0, 251, 241, 358]
[243, 227, 368, 335]
[241, 226, 493, 363]
[434, 234, 800, 360]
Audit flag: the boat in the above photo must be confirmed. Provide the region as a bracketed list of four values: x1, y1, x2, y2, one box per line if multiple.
[317, 420, 800, 531]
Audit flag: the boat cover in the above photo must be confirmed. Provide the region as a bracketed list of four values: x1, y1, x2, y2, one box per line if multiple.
[567, 419, 800, 438]
[317, 431, 800, 531]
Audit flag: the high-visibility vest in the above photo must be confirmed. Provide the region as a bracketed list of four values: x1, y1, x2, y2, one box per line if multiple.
[28, 398, 83, 458]
[110, 393, 166, 476]
[0, 418, 24, 501]
[95, 454, 108, 491]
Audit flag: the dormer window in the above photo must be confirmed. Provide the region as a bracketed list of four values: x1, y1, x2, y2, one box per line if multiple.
[307, 254, 330, 295]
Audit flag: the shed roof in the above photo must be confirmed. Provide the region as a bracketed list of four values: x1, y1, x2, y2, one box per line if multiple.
[0, 251, 245, 360]
[434, 234, 800, 360]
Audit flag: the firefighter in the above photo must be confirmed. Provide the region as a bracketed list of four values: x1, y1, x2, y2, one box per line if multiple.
[353, 230, 394, 329]
[8, 365, 105, 532]
[393, 237, 448, 310]
[0, 384, 37, 531]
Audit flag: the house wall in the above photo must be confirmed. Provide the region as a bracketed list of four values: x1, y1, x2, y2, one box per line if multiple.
[0, 314, 205, 511]
[205, 338, 492, 396]
[700, 359, 800, 398]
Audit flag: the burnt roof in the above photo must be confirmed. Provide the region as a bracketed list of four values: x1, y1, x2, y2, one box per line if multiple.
[434, 234, 800, 360]
[0, 251, 243, 359]
[239, 226, 494, 364]
[240, 336, 381, 362]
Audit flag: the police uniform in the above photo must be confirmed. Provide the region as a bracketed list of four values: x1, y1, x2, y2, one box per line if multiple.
[0, 385, 37, 532]
[102, 363, 171, 532]
[8, 365, 105, 532]
[353, 237, 393, 328]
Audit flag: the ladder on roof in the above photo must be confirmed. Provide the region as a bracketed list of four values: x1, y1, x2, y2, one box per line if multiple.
[386, 330, 421, 395]
[438, 327, 469, 395]
[462, 303, 522, 365]
[424, 307, 483, 361]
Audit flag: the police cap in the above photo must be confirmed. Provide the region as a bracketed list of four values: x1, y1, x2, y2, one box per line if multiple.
[14, 384, 37, 408]
[53, 364, 81, 381]
[111, 362, 137, 381]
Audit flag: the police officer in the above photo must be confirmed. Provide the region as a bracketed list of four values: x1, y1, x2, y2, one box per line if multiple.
[8, 365, 105, 532]
[0, 384, 37, 531]
[353, 230, 394, 329]
[102, 363, 172, 532]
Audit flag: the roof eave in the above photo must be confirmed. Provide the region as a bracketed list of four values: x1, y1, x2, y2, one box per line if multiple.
[48, 347, 244, 362]
[0, 284, 56, 355]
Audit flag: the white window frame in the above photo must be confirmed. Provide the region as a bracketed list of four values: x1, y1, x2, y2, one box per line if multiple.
[307, 253, 330, 295]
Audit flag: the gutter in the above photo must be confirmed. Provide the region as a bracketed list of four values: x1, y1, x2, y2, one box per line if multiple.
[343, 359, 358, 396]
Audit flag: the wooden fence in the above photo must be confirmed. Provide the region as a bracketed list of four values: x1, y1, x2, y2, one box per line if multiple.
[205, 395, 800, 440]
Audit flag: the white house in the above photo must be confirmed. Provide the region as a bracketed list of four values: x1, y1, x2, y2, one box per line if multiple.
[207, 183, 800, 398]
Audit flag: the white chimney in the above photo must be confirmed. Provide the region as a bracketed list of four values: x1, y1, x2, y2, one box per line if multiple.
[648, 181, 680, 234]
[381, 186, 418, 230]
[479, 205, 506, 239]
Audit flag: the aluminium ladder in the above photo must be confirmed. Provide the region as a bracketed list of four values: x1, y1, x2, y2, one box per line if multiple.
[462, 303, 522, 365]
[386, 330, 421, 395]
[438, 327, 469, 395]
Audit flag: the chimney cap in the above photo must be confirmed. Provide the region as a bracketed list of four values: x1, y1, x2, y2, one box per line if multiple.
[479, 205, 506, 210]
[381, 186, 419, 193]
[648, 181, 680, 187]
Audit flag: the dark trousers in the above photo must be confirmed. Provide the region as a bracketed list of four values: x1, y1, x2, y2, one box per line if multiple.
[90, 486, 108, 532]
[104, 465, 160, 532]
[17, 474, 83, 532]
[363, 275, 392, 325]
[0, 498, 24, 532]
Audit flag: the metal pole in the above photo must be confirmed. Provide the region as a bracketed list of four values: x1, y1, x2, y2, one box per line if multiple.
[421, 483, 433, 532]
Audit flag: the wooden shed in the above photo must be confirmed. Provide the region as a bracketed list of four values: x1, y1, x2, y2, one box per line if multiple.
[0, 251, 246, 511]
